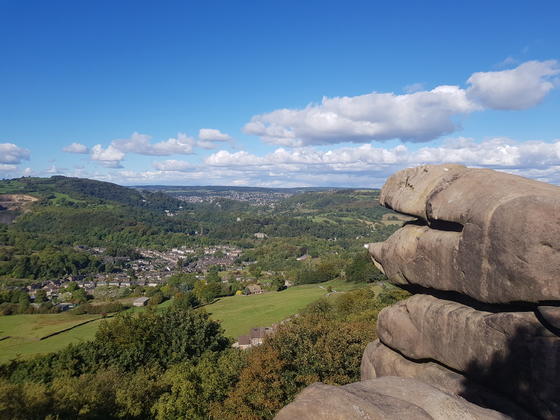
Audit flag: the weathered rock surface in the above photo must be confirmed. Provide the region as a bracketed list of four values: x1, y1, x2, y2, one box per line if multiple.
[274, 377, 509, 420]
[538, 305, 560, 331]
[369, 164, 560, 303]
[361, 340, 536, 419]
[376, 294, 560, 418]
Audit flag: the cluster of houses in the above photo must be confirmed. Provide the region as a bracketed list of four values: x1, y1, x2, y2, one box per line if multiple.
[25, 282, 152, 311]
[134, 245, 243, 273]
[18, 241, 300, 314]
[26, 275, 164, 303]
[186, 246, 243, 272]
[27, 277, 85, 300]
[25, 276, 271, 311]
[21, 245, 249, 304]
[177, 190, 293, 207]
[74, 245, 243, 279]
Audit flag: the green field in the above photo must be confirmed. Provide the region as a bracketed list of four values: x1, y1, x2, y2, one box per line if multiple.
[0, 300, 175, 363]
[0, 280, 363, 362]
[204, 278, 363, 339]
[0, 313, 104, 363]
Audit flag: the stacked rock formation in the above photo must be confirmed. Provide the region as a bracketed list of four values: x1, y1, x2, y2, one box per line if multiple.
[276, 165, 560, 420]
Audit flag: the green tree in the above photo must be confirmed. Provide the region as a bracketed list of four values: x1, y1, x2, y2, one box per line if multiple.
[153, 350, 245, 419]
[34, 289, 47, 303]
[65, 281, 79, 292]
[168, 273, 197, 291]
[50, 369, 120, 418]
[272, 277, 286, 291]
[248, 263, 262, 279]
[17, 294, 29, 313]
[92, 306, 230, 371]
[206, 270, 221, 284]
[172, 292, 199, 310]
[115, 365, 166, 418]
[345, 252, 385, 283]
[148, 291, 164, 306]
[71, 288, 88, 304]
[193, 280, 221, 304]
[215, 315, 374, 419]
[0, 379, 51, 420]
[12, 256, 32, 278]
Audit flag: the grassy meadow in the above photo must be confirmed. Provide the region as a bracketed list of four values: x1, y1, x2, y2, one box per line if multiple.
[0, 313, 104, 363]
[0, 300, 175, 363]
[0, 280, 365, 362]
[204, 278, 364, 339]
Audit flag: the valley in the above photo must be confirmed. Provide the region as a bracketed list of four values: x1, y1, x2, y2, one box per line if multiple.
[0, 176, 401, 362]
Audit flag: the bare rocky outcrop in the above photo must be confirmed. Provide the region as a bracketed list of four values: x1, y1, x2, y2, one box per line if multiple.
[276, 165, 559, 420]
[366, 296, 560, 418]
[370, 164, 560, 304]
[360, 340, 535, 420]
[275, 377, 509, 420]
[376, 293, 560, 417]
[376, 295, 560, 405]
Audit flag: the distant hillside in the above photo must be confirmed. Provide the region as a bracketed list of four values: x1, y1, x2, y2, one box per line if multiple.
[0, 176, 193, 254]
[132, 185, 349, 194]
[0, 176, 396, 267]
[276, 189, 388, 219]
[0, 176, 182, 211]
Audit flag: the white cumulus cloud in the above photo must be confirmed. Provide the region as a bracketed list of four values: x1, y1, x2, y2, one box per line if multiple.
[86, 136, 560, 188]
[45, 165, 66, 174]
[63, 142, 89, 154]
[0, 143, 30, 164]
[90, 144, 125, 168]
[244, 60, 559, 147]
[74, 129, 234, 168]
[0, 164, 18, 172]
[244, 86, 478, 146]
[467, 60, 560, 110]
[112, 132, 196, 156]
[196, 129, 234, 149]
[196, 137, 560, 186]
[152, 160, 193, 172]
[198, 128, 232, 142]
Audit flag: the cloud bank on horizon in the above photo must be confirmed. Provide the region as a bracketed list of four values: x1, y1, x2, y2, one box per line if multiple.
[113, 136, 560, 188]
[2, 60, 560, 187]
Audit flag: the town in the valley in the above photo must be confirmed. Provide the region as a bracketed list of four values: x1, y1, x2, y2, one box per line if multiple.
[21, 244, 265, 307]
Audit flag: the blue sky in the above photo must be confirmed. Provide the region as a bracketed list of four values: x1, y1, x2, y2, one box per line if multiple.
[1, 0, 560, 187]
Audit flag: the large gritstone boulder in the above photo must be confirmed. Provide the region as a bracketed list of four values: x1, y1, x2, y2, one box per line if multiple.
[375, 294, 560, 418]
[369, 164, 560, 304]
[277, 165, 559, 420]
[274, 377, 509, 420]
[361, 340, 535, 420]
